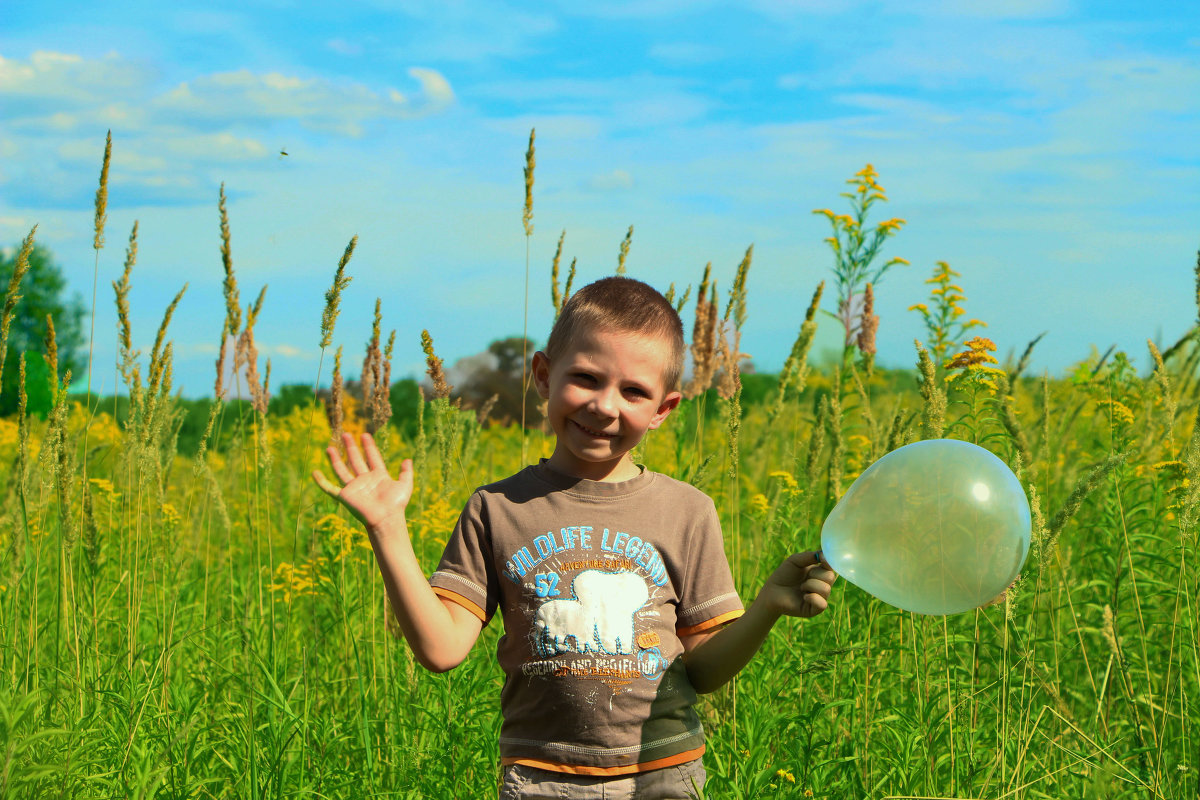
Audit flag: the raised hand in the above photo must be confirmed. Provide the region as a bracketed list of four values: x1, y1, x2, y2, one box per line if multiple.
[761, 551, 837, 618]
[312, 432, 413, 530]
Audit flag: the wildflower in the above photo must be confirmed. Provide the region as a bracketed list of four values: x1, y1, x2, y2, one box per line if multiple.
[316, 513, 371, 562]
[944, 337, 1004, 393]
[768, 470, 798, 490]
[749, 493, 770, 517]
[814, 165, 907, 352]
[1095, 398, 1135, 427]
[160, 503, 182, 531]
[775, 768, 796, 783]
[945, 336, 998, 370]
[89, 477, 121, 502]
[911, 262, 987, 368]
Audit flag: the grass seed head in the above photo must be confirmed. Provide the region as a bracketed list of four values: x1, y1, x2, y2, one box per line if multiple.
[93, 130, 111, 251]
[114, 222, 139, 387]
[421, 329, 451, 400]
[149, 284, 187, 399]
[329, 346, 345, 447]
[321, 236, 356, 349]
[523, 128, 535, 237]
[43, 314, 58, 386]
[0, 225, 37, 392]
[214, 321, 229, 401]
[218, 183, 241, 339]
[617, 225, 633, 275]
[685, 267, 718, 399]
[915, 339, 946, 439]
[551, 230, 566, 318]
[856, 282, 878, 356]
[724, 244, 752, 331]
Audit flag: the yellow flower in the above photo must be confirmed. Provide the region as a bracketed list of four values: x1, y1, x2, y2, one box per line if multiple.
[89, 477, 121, 502]
[908, 303, 929, 313]
[316, 513, 372, 562]
[1095, 399, 1135, 427]
[749, 493, 770, 516]
[768, 470, 798, 490]
[775, 768, 796, 783]
[161, 503, 182, 531]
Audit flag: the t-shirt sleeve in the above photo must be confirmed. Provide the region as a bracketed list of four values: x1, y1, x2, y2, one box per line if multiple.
[428, 492, 499, 625]
[675, 493, 743, 636]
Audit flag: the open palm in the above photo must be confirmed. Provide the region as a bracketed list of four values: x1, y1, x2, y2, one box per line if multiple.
[312, 433, 413, 529]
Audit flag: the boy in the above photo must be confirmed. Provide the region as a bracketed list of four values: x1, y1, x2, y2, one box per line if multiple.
[313, 277, 836, 798]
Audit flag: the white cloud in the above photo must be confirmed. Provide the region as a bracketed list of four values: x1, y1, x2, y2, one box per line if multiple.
[156, 66, 455, 130]
[587, 168, 635, 191]
[259, 343, 311, 359]
[0, 50, 153, 104]
[163, 133, 269, 162]
[58, 138, 169, 172]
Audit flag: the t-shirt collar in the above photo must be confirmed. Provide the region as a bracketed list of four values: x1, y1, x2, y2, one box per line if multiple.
[531, 459, 652, 498]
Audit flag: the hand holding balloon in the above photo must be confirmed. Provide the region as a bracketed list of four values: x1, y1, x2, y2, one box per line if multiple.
[759, 551, 837, 618]
[820, 439, 1031, 616]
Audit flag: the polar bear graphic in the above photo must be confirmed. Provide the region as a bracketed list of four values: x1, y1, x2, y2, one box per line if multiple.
[533, 570, 649, 656]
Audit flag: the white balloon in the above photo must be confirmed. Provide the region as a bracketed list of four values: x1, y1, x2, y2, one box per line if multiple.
[820, 439, 1031, 615]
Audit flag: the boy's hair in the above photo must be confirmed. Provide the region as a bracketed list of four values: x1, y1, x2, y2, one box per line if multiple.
[544, 276, 685, 392]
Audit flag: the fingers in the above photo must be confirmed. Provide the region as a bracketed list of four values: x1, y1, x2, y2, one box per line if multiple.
[326, 445, 355, 484]
[803, 594, 829, 613]
[397, 457, 414, 482]
[808, 567, 837, 586]
[343, 433, 369, 474]
[786, 551, 837, 580]
[801, 575, 834, 600]
[311, 469, 341, 497]
[362, 433, 387, 473]
[786, 551, 821, 570]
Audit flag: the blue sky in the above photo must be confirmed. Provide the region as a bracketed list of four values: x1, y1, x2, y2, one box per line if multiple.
[2, 1, 1198, 399]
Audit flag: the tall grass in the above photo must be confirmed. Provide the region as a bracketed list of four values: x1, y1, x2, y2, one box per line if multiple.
[0, 138, 1196, 799]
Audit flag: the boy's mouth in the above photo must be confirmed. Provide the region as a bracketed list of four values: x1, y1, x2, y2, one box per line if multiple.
[571, 419, 617, 439]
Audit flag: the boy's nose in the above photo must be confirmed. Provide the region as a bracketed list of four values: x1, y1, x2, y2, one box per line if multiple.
[589, 388, 618, 418]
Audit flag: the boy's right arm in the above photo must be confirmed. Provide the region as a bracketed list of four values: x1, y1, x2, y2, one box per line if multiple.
[313, 432, 483, 673]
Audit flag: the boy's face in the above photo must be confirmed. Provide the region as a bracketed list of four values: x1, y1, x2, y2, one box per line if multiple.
[532, 327, 681, 482]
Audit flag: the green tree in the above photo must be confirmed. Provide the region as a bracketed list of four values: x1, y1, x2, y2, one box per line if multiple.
[0, 243, 87, 416]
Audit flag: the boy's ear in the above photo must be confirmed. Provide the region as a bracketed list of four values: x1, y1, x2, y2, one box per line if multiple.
[647, 390, 682, 431]
[531, 351, 552, 399]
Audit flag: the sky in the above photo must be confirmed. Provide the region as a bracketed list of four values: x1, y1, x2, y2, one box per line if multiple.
[2, 0, 1199, 399]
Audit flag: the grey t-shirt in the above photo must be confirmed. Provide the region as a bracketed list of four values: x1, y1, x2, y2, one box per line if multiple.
[429, 461, 743, 774]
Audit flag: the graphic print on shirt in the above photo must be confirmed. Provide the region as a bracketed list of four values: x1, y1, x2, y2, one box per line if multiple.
[501, 524, 675, 688]
[533, 570, 647, 656]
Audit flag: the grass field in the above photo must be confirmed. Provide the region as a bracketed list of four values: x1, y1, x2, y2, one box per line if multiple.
[0, 138, 1196, 798]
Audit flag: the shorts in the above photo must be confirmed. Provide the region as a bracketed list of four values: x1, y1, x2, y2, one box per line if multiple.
[498, 758, 706, 799]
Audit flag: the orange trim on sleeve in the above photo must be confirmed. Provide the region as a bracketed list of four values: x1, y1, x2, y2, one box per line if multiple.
[431, 587, 487, 623]
[676, 608, 743, 637]
[501, 745, 705, 776]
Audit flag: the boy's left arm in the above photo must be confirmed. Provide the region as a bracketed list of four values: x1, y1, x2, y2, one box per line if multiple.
[681, 551, 836, 694]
